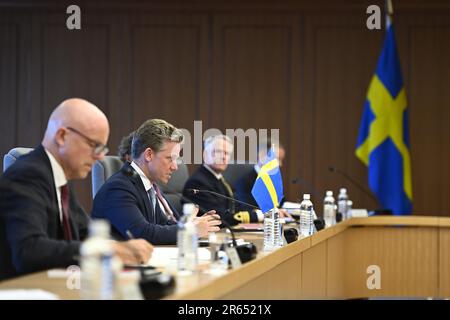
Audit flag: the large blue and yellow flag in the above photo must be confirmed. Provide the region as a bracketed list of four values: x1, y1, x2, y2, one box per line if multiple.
[355, 15, 412, 215]
[251, 148, 284, 213]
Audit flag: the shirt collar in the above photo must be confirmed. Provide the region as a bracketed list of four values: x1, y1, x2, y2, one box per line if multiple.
[130, 161, 153, 192]
[203, 164, 223, 180]
[44, 148, 67, 189]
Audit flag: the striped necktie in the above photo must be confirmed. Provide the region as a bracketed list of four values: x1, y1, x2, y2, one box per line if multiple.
[153, 183, 178, 222]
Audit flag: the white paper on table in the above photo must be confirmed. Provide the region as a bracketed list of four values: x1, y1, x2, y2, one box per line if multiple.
[0, 289, 59, 300]
[282, 201, 301, 209]
[147, 247, 211, 267]
[282, 201, 301, 216]
[282, 201, 317, 219]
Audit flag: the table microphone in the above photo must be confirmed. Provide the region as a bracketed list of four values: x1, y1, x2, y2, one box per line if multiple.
[187, 188, 260, 210]
[328, 166, 378, 204]
[151, 184, 257, 262]
[219, 219, 257, 263]
[188, 188, 303, 241]
[328, 165, 392, 215]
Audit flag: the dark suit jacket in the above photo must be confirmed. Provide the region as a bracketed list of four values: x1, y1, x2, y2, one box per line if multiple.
[234, 168, 286, 212]
[91, 162, 180, 245]
[234, 169, 259, 212]
[182, 165, 259, 226]
[0, 145, 89, 280]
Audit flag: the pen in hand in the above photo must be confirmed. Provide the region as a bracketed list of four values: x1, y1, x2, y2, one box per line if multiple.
[124, 230, 145, 264]
[126, 230, 135, 240]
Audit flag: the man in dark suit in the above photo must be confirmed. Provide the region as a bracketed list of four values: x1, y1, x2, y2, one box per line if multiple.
[92, 119, 221, 245]
[234, 139, 290, 216]
[183, 135, 263, 226]
[0, 98, 153, 281]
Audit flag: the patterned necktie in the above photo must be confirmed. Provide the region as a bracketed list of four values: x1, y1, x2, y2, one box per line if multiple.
[153, 183, 178, 222]
[60, 184, 73, 241]
[220, 177, 235, 214]
[148, 187, 157, 219]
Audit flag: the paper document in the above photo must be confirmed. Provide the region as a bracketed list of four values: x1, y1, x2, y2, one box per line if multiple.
[147, 247, 211, 268]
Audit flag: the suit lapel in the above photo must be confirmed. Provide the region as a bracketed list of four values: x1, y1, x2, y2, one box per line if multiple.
[154, 201, 168, 224]
[123, 163, 155, 223]
[37, 145, 69, 239]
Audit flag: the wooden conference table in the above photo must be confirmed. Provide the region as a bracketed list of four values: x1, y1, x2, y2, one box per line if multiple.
[1, 216, 449, 299]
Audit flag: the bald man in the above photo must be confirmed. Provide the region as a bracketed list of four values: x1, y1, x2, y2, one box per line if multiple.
[0, 98, 152, 281]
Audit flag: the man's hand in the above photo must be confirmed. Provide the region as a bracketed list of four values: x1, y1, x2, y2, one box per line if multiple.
[194, 210, 221, 237]
[112, 239, 153, 265]
[278, 208, 293, 219]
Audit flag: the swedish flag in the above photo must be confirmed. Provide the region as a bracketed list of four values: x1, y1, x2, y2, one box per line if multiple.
[355, 17, 412, 215]
[251, 148, 284, 213]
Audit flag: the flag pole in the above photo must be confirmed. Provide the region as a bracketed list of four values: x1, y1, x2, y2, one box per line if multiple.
[386, 0, 393, 28]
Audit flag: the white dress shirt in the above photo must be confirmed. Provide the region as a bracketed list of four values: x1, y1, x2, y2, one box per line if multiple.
[44, 148, 68, 222]
[130, 161, 169, 217]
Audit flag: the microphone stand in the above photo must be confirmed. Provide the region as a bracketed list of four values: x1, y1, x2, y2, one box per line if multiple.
[328, 166, 392, 215]
[188, 188, 260, 211]
[328, 166, 379, 205]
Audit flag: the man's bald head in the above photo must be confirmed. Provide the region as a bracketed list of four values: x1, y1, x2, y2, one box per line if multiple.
[43, 98, 110, 180]
[44, 98, 108, 142]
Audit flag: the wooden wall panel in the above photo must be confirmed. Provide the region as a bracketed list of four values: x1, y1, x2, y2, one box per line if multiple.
[128, 14, 209, 141]
[211, 14, 301, 200]
[344, 227, 439, 298]
[407, 18, 450, 216]
[304, 15, 383, 210]
[0, 1, 449, 216]
[326, 232, 345, 298]
[301, 240, 327, 298]
[0, 20, 19, 157]
[439, 227, 450, 297]
[221, 255, 302, 299]
[28, 14, 116, 206]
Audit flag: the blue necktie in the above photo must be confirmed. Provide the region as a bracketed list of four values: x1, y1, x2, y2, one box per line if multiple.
[148, 187, 156, 220]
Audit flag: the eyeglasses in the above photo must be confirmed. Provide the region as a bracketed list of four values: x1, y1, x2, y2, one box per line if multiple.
[66, 127, 109, 156]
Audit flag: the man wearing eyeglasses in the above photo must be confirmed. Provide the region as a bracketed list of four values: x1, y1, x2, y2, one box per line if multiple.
[0, 98, 153, 281]
[92, 119, 221, 245]
[182, 135, 263, 226]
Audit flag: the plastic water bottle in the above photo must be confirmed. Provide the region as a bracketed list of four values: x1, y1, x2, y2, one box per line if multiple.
[299, 194, 315, 237]
[177, 203, 199, 275]
[263, 208, 283, 251]
[337, 188, 348, 221]
[80, 220, 120, 300]
[323, 191, 336, 228]
[346, 200, 353, 219]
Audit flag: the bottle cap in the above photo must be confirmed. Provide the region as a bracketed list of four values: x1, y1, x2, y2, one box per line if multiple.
[89, 219, 110, 238]
[303, 194, 310, 200]
[183, 203, 197, 216]
[326, 190, 333, 197]
[339, 188, 347, 194]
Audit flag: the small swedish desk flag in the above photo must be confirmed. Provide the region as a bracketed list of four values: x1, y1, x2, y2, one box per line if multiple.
[251, 149, 284, 213]
[355, 17, 413, 215]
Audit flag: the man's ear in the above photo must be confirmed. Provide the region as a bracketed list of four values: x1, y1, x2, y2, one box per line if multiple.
[54, 127, 67, 147]
[144, 147, 154, 162]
